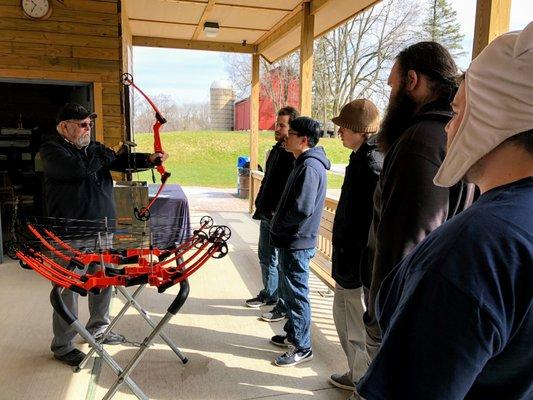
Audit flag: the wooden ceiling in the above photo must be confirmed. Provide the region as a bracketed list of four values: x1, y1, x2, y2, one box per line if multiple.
[125, 0, 380, 62]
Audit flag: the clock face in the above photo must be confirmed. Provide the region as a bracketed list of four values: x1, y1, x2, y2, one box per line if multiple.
[21, 0, 52, 20]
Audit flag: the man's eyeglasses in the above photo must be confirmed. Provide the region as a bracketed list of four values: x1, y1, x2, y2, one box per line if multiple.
[67, 120, 94, 129]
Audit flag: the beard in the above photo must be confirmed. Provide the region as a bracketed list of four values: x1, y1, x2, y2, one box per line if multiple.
[464, 156, 486, 185]
[75, 133, 91, 148]
[377, 84, 418, 153]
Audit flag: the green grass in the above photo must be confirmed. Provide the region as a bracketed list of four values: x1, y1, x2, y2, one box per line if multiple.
[132, 130, 350, 188]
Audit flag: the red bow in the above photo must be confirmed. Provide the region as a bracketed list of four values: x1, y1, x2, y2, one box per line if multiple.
[121, 73, 171, 221]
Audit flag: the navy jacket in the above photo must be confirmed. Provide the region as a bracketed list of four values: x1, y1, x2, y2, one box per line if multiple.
[332, 137, 383, 288]
[40, 134, 151, 231]
[358, 177, 533, 400]
[253, 141, 295, 221]
[270, 146, 331, 249]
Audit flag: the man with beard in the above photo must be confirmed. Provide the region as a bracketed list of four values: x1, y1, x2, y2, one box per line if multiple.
[361, 42, 475, 359]
[40, 103, 167, 366]
[356, 23, 532, 400]
[246, 106, 299, 324]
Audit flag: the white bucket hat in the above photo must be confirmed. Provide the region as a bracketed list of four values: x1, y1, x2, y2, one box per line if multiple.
[434, 21, 533, 187]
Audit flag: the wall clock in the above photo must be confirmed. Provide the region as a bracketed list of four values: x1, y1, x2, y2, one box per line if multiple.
[21, 0, 53, 20]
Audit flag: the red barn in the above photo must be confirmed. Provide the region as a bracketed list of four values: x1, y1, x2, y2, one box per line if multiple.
[234, 69, 299, 131]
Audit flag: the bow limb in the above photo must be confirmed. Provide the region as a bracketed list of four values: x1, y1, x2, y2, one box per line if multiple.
[121, 73, 171, 220]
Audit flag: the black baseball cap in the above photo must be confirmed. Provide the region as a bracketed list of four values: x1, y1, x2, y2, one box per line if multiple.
[289, 116, 320, 137]
[56, 103, 97, 124]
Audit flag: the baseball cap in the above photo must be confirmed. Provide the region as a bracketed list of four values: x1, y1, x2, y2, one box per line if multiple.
[56, 103, 97, 124]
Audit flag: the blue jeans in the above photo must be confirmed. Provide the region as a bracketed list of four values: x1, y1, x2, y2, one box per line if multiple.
[258, 221, 286, 312]
[278, 247, 315, 350]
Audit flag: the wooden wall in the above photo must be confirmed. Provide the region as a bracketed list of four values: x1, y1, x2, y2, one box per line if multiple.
[0, 0, 124, 146]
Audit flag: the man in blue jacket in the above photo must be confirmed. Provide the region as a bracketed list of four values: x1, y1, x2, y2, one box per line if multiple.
[246, 107, 299, 324]
[269, 116, 331, 367]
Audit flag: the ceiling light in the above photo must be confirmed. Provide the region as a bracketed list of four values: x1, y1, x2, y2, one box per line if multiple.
[203, 21, 219, 38]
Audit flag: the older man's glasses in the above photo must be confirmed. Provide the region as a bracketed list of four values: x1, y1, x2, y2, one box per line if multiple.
[67, 120, 94, 129]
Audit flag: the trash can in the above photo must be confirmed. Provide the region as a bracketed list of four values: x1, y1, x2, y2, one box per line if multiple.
[237, 156, 250, 199]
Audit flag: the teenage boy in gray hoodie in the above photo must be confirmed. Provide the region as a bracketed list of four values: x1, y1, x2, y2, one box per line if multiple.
[269, 116, 331, 367]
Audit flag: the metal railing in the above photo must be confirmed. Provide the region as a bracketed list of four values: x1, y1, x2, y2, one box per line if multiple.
[250, 170, 338, 289]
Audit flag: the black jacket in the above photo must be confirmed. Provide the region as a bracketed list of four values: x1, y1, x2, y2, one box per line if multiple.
[270, 146, 331, 249]
[253, 141, 295, 221]
[362, 100, 476, 320]
[40, 134, 151, 230]
[332, 138, 383, 289]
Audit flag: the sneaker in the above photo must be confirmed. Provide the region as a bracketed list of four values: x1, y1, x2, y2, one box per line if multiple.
[274, 347, 313, 367]
[260, 308, 286, 322]
[245, 296, 276, 308]
[54, 349, 86, 366]
[94, 331, 125, 345]
[329, 372, 356, 390]
[270, 334, 293, 347]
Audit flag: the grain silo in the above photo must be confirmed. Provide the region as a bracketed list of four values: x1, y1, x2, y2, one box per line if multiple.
[210, 80, 235, 130]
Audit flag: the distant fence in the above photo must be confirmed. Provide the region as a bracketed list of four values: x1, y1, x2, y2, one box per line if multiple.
[250, 170, 337, 289]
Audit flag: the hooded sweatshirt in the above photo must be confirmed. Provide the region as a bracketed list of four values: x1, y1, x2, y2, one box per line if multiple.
[270, 146, 331, 249]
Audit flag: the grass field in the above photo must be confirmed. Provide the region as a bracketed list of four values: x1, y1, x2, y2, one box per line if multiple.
[132, 130, 350, 188]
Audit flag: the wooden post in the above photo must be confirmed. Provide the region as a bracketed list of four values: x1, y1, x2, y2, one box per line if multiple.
[249, 53, 260, 213]
[472, 0, 511, 59]
[299, 1, 314, 116]
[93, 82, 104, 144]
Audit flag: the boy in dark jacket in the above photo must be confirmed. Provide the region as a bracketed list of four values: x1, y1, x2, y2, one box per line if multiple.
[40, 103, 166, 367]
[269, 117, 331, 367]
[328, 99, 383, 391]
[246, 107, 299, 323]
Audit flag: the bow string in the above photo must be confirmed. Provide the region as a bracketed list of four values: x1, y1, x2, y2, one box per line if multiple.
[121, 73, 171, 221]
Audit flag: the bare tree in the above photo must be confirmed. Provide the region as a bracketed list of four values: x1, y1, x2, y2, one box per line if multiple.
[312, 0, 421, 132]
[223, 53, 252, 100]
[223, 52, 299, 112]
[133, 93, 210, 133]
[260, 53, 300, 113]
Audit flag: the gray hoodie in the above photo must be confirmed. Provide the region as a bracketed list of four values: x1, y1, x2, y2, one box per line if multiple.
[270, 146, 331, 249]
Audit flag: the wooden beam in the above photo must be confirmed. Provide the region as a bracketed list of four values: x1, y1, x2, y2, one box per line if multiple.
[472, 0, 511, 58]
[166, 0, 294, 12]
[255, 0, 342, 53]
[0, 69, 101, 82]
[299, 2, 314, 116]
[129, 18, 269, 32]
[310, 0, 330, 15]
[256, 11, 301, 53]
[258, 0, 381, 64]
[192, 0, 217, 40]
[249, 53, 260, 213]
[132, 36, 257, 53]
[130, 18, 198, 27]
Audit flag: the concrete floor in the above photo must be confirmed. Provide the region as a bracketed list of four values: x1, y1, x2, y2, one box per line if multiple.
[0, 188, 350, 400]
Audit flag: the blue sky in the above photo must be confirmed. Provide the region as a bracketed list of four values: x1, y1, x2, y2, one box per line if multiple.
[133, 0, 532, 104]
